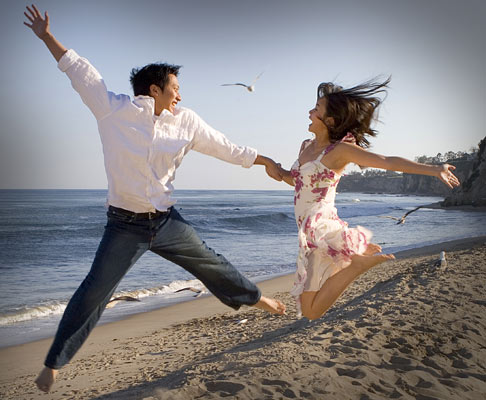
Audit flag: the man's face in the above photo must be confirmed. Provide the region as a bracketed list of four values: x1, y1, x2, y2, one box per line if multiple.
[157, 74, 181, 113]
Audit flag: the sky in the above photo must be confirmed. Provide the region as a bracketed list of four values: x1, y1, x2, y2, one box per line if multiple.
[0, 0, 485, 190]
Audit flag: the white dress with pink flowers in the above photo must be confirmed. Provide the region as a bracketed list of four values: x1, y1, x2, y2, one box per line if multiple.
[290, 133, 372, 315]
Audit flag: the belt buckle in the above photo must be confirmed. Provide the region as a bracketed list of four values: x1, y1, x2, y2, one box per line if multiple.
[148, 210, 160, 220]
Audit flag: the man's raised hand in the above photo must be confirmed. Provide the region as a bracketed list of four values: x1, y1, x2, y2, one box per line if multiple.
[24, 4, 50, 39]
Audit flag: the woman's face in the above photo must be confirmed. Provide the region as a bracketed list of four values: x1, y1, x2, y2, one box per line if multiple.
[308, 97, 327, 134]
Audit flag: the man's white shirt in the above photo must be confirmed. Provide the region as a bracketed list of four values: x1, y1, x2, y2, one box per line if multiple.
[58, 49, 257, 212]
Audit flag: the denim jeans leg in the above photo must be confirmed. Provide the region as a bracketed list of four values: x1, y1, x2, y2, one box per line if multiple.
[150, 208, 261, 309]
[44, 214, 150, 369]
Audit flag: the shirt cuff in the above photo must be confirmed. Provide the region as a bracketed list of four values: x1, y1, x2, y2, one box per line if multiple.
[57, 49, 80, 72]
[242, 147, 258, 168]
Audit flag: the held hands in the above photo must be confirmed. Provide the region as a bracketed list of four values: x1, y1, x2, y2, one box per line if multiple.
[24, 4, 50, 39]
[437, 164, 460, 189]
[254, 155, 283, 182]
[264, 159, 283, 182]
[255, 155, 294, 185]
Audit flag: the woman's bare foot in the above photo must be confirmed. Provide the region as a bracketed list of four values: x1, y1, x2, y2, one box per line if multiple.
[351, 253, 395, 274]
[253, 296, 286, 315]
[35, 367, 58, 393]
[364, 243, 382, 255]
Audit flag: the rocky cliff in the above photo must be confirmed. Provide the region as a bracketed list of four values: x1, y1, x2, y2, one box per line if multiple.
[442, 137, 486, 207]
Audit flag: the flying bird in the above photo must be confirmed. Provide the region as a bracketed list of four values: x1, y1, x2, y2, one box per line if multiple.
[106, 295, 141, 309]
[221, 71, 264, 92]
[379, 205, 425, 225]
[175, 287, 206, 297]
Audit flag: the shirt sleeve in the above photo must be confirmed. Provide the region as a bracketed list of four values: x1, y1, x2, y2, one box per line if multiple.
[58, 49, 126, 121]
[190, 110, 258, 168]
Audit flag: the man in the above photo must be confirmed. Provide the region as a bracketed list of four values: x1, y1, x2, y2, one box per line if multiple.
[24, 5, 286, 393]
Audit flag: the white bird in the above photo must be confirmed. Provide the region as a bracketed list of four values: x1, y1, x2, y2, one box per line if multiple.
[436, 251, 447, 268]
[221, 71, 264, 92]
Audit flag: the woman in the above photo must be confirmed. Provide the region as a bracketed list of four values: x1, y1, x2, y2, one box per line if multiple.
[278, 78, 460, 319]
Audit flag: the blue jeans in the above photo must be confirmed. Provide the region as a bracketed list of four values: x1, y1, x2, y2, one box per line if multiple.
[45, 206, 261, 369]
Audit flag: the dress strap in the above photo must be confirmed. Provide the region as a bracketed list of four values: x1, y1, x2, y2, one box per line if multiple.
[315, 146, 331, 162]
[298, 139, 313, 156]
[316, 132, 356, 161]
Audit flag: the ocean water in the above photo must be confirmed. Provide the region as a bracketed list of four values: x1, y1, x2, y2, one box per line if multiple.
[1, 189, 485, 347]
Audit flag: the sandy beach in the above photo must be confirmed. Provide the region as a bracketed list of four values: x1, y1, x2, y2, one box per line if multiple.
[1, 236, 485, 400]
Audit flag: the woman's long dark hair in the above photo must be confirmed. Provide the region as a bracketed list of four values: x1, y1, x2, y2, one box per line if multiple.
[317, 76, 390, 148]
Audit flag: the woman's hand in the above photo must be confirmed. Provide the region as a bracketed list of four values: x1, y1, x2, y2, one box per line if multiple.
[437, 164, 460, 189]
[254, 155, 283, 181]
[24, 4, 50, 40]
[264, 159, 283, 182]
[277, 164, 295, 187]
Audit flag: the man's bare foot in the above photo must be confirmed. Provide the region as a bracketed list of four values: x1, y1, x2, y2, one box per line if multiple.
[253, 296, 286, 315]
[35, 367, 58, 393]
[351, 253, 395, 275]
[364, 243, 382, 255]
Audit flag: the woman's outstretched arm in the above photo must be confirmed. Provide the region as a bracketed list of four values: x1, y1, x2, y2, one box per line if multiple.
[335, 142, 460, 189]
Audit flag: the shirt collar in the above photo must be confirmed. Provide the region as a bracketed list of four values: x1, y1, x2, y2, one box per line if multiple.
[133, 95, 155, 110]
[133, 95, 177, 120]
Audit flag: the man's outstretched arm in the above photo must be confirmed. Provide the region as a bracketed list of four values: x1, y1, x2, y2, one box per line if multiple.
[24, 4, 67, 62]
[24, 4, 116, 121]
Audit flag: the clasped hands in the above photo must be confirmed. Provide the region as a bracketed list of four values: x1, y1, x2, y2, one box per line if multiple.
[264, 159, 287, 182]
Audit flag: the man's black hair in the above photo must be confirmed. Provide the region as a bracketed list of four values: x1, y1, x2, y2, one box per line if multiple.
[129, 63, 181, 96]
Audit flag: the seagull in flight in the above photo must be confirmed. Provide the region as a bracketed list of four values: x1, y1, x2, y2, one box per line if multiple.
[175, 286, 206, 297]
[106, 295, 141, 309]
[221, 71, 264, 92]
[379, 205, 425, 225]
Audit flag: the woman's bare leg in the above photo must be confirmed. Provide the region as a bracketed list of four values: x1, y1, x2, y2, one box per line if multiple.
[301, 252, 394, 320]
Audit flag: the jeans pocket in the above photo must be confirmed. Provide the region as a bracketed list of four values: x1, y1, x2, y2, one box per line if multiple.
[107, 209, 134, 223]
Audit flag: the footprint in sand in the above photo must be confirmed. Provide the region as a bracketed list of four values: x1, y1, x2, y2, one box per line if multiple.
[415, 377, 433, 388]
[329, 344, 353, 354]
[457, 348, 473, 359]
[390, 355, 412, 365]
[451, 358, 468, 369]
[342, 339, 368, 350]
[438, 378, 464, 389]
[261, 379, 296, 398]
[336, 367, 366, 379]
[205, 381, 245, 396]
[389, 355, 416, 371]
[422, 357, 443, 371]
[261, 378, 290, 388]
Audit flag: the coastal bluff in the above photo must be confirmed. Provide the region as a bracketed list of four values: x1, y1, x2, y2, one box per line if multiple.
[442, 136, 486, 207]
[339, 137, 485, 207]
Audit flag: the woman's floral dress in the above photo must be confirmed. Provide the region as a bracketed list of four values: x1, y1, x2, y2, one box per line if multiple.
[290, 133, 371, 315]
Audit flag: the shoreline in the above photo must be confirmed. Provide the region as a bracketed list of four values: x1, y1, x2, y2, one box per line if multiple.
[1, 235, 485, 399]
[2, 235, 485, 350]
[424, 201, 486, 212]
